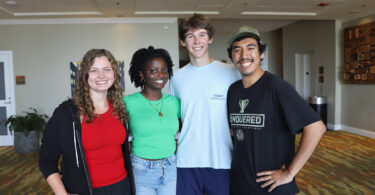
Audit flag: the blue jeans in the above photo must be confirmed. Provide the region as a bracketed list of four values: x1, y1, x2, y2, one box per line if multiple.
[131, 153, 177, 195]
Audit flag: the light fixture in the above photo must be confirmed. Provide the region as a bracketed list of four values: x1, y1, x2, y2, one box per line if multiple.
[13, 12, 103, 16]
[135, 11, 219, 15]
[241, 11, 316, 16]
[5, 1, 17, 5]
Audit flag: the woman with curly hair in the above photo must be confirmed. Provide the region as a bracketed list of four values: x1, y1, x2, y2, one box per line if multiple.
[39, 49, 135, 195]
[123, 46, 180, 195]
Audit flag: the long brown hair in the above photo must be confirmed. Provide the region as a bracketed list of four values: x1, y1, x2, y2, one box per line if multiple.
[73, 49, 128, 123]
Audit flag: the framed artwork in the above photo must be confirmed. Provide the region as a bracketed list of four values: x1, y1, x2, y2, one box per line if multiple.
[70, 62, 79, 97]
[343, 22, 375, 84]
[319, 66, 324, 74]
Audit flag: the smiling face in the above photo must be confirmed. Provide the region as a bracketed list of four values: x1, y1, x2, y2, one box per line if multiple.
[87, 56, 115, 95]
[140, 57, 169, 91]
[180, 28, 213, 60]
[231, 37, 264, 77]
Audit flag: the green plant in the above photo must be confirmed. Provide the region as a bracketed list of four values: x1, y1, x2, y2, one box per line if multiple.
[1, 108, 49, 136]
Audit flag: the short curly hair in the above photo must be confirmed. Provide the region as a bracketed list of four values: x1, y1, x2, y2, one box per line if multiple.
[129, 46, 174, 88]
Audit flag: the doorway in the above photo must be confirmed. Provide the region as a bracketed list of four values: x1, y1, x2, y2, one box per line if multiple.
[295, 52, 316, 101]
[0, 51, 16, 146]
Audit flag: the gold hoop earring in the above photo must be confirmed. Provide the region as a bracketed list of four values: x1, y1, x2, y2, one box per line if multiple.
[141, 78, 145, 83]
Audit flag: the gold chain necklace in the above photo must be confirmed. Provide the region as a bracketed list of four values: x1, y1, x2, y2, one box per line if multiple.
[141, 93, 164, 117]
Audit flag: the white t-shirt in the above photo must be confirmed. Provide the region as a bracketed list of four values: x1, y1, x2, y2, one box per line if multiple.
[169, 60, 241, 169]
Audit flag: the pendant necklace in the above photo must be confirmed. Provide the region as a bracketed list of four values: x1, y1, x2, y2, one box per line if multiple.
[141, 93, 164, 117]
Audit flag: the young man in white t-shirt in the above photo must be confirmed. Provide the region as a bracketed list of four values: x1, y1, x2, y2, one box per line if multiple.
[169, 14, 240, 195]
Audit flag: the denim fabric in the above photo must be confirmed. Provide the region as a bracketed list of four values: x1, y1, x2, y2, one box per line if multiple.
[131, 153, 177, 195]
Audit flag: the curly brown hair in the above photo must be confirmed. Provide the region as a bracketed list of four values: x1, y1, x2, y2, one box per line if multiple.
[73, 49, 128, 123]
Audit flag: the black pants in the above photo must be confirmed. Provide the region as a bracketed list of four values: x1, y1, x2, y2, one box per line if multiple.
[93, 176, 131, 195]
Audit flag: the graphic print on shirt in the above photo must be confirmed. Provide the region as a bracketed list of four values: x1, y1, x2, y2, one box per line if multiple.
[239, 99, 249, 113]
[235, 129, 245, 141]
[210, 93, 225, 100]
[229, 98, 265, 131]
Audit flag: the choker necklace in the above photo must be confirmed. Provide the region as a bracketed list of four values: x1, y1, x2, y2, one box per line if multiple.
[141, 93, 163, 117]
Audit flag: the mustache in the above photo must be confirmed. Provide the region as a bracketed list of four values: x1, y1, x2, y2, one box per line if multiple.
[237, 58, 254, 64]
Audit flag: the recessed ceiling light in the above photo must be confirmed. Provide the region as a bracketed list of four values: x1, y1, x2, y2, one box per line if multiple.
[241, 11, 316, 16]
[13, 12, 103, 16]
[349, 10, 359, 14]
[5, 1, 17, 5]
[135, 11, 219, 15]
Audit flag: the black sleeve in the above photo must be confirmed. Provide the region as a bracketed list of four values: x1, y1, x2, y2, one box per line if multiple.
[39, 106, 63, 179]
[276, 80, 321, 135]
[122, 122, 136, 195]
[227, 84, 235, 141]
[226, 85, 231, 129]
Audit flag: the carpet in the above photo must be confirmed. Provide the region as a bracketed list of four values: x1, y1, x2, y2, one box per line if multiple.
[0, 130, 374, 194]
[0, 146, 51, 194]
[296, 130, 375, 194]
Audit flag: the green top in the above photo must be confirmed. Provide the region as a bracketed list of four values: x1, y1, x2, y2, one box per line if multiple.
[122, 92, 180, 159]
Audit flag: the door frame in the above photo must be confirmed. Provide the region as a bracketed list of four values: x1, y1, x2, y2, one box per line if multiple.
[0, 51, 16, 146]
[295, 51, 316, 101]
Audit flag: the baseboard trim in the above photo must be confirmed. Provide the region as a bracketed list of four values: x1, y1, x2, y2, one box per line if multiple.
[327, 123, 375, 139]
[327, 123, 341, 130]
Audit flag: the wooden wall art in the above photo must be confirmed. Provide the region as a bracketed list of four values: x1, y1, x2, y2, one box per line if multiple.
[344, 21, 375, 84]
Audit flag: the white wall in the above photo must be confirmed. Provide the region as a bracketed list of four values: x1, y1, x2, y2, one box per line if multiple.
[262, 29, 283, 77]
[0, 18, 179, 116]
[282, 20, 337, 125]
[208, 31, 233, 63]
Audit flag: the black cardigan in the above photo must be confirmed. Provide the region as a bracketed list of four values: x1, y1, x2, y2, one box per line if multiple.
[39, 100, 135, 195]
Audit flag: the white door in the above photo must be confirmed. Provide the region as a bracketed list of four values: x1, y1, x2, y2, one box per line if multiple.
[295, 52, 315, 101]
[303, 53, 312, 100]
[0, 51, 16, 146]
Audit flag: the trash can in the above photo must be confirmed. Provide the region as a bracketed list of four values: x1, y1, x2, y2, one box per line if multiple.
[309, 96, 327, 126]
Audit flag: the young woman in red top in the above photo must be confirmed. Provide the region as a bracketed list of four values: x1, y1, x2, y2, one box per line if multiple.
[39, 49, 135, 195]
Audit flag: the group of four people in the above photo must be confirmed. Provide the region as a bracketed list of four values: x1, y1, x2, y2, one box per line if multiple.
[39, 13, 326, 195]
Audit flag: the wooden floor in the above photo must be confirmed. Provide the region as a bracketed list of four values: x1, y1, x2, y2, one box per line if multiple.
[0, 130, 374, 194]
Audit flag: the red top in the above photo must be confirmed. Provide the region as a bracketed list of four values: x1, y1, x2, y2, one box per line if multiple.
[81, 103, 127, 188]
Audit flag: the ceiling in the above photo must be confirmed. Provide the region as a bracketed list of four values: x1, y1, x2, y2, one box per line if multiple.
[0, 0, 375, 32]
